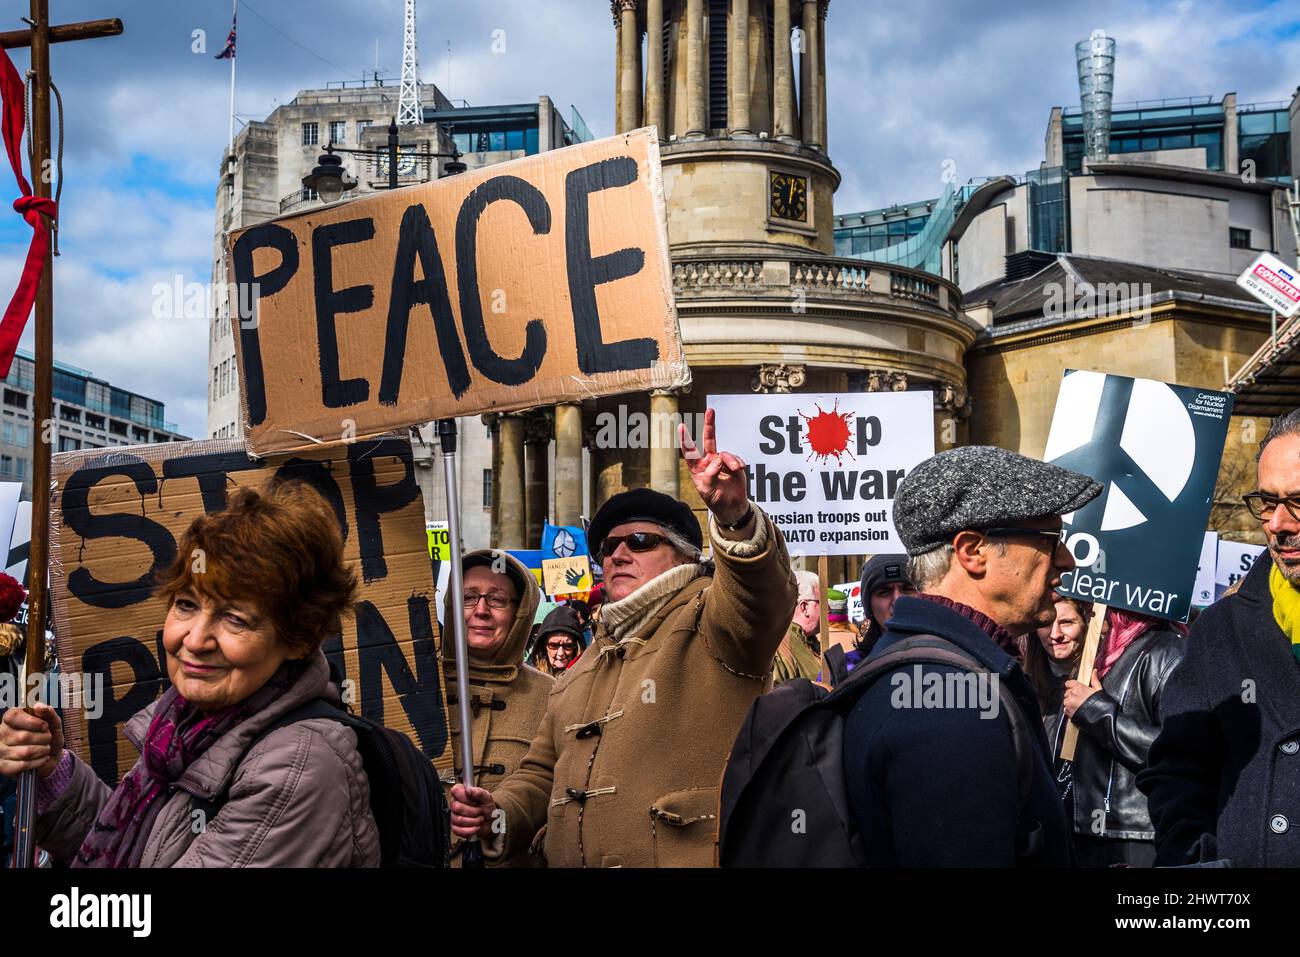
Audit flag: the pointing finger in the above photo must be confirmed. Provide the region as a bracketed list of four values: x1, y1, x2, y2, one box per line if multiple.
[702, 408, 717, 456]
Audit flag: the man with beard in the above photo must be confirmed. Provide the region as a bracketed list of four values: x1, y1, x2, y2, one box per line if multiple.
[1140, 410, 1300, 867]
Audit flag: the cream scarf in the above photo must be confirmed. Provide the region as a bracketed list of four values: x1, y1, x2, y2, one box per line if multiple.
[600, 563, 707, 643]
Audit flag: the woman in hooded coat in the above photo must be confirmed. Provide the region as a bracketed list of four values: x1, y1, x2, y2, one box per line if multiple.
[441, 549, 552, 865]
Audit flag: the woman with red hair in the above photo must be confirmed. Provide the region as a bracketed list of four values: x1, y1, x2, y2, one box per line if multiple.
[1061, 607, 1186, 867]
[0, 482, 380, 868]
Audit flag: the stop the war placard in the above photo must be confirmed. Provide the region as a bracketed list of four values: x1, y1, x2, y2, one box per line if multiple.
[709, 392, 934, 555]
[227, 127, 688, 455]
[49, 436, 450, 784]
[1045, 370, 1232, 622]
[1216, 539, 1266, 598]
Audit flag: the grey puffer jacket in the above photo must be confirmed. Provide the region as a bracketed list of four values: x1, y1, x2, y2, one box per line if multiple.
[36, 652, 381, 867]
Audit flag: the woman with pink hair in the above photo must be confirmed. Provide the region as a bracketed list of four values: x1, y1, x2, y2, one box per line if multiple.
[1061, 607, 1186, 867]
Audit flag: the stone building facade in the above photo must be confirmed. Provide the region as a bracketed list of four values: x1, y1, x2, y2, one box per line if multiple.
[208, 80, 587, 550]
[486, 0, 974, 581]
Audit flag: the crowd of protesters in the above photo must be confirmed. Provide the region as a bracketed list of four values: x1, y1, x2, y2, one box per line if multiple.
[6, 405, 1300, 867]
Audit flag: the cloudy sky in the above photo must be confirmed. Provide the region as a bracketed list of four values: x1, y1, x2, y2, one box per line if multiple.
[0, 0, 1295, 438]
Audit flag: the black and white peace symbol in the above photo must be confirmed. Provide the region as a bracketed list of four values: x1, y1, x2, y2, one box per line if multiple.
[1043, 371, 1195, 532]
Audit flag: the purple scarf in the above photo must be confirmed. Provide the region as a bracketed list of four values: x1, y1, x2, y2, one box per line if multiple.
[917, 593, 1024, 661]
[74, 660, 305, 868]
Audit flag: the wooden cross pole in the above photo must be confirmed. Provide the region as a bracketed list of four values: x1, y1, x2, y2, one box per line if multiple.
[1059, 602, 1108, 762]
[3, 1, 123, 870]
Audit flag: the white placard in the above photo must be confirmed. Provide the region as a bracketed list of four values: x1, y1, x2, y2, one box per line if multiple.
[709, 392, 935, 556]
[1193, 531, 1218, 606]
[1215, 539, 1266, 598]
[6, 499, 29, 625]
[832, 580, 866, 624]
[1236, 252, 1300, 318]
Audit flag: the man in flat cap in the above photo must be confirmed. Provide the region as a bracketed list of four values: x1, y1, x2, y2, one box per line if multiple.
[842, 445, 1102, 866]
[450, 408, 797, 867]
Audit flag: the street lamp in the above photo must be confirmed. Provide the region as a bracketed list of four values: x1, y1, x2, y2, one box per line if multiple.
[303, 150, 356, 204]
[301, 117, 465, 204]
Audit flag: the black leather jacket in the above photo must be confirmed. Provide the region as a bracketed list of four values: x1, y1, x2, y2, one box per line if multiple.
[1056, 624, 1185, 841]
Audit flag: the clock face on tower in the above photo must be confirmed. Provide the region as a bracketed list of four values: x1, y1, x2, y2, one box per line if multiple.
[769, 171, 809, 223]
[378, 148, 418, 178]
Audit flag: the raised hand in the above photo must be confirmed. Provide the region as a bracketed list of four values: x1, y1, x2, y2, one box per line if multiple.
[679, 408, 750, 526]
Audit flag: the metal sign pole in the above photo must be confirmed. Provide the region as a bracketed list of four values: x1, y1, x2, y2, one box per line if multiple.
[437, 418, 483, 867]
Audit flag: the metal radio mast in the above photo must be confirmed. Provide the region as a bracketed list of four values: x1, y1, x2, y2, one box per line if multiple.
[398, 0, 421, 125]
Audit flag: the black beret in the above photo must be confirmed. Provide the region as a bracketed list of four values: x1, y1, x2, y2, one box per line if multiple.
[588, 488, 703, 559]
[893, 445, 1102, 556]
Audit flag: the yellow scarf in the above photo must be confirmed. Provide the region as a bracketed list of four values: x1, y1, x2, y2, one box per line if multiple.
[1268, 563, 1300, 663]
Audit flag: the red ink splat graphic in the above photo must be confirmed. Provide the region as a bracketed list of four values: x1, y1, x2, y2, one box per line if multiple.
[799, 400, 855, 464]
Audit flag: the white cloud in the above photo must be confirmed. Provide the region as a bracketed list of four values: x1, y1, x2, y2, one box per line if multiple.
[0, 0, 1294, 444]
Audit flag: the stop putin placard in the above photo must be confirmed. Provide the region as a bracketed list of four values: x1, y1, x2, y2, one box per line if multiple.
[708, 392, 935, 556]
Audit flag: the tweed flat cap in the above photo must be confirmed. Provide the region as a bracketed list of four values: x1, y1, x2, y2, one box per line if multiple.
[893, 445, 1102, 556]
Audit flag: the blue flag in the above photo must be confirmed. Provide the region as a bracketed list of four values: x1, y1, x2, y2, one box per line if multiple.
[542, 524, 588, 561]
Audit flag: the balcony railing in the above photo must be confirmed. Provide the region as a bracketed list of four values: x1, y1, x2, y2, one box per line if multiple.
[279, 187, 357, 214]
[670, 255, 949, 310]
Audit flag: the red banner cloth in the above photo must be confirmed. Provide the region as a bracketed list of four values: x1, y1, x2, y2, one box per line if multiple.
[0, 45, 56, 379]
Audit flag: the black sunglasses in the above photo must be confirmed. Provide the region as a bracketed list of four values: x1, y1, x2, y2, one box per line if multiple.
[597, 531, 670, 562]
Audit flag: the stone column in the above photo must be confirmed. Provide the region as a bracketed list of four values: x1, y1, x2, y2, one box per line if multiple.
[817, 0, 828, 153]
[619, 0, 642, 132]
[729, 0, 751, 135]
[646, 0, 665, 136]
[553, 402, 584, 526]
[497, 413, 527, 549]
[772, 0, 796, 140]
[613, 3, 624, 134]
[649, 389, 680, 497]
[685, 0, 707, 137]
[523, 412, 552, 548]
[800, 0, 821, 150]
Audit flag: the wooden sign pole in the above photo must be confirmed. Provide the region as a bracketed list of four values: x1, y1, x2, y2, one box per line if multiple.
[817, 554, 830, 655]
[5, 2, 123, 870]
[1059, 602, 1108, 762]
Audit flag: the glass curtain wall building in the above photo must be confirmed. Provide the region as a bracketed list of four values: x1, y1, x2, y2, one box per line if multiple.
[1061, 96, 1291, 182]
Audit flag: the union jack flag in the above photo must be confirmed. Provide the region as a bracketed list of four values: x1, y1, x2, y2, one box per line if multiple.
[215, 14, 236, 60]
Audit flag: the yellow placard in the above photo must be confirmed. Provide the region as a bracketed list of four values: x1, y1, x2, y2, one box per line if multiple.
[542, 556, 592, 597]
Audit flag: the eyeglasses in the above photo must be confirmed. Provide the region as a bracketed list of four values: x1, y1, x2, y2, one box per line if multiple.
[981, 527, 1065, 549]
[463, 591, 515, 610]
[596, 531, 670, 562]
[1243, 493, 1300, 523]
[546, 640, 576, 652]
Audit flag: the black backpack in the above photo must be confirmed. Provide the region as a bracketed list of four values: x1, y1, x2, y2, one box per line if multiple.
[194, 698, 450, 868]
[718, 634, 1037, 868]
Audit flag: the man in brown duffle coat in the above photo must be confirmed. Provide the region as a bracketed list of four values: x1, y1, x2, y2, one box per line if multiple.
[450, 409, 796, 867]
